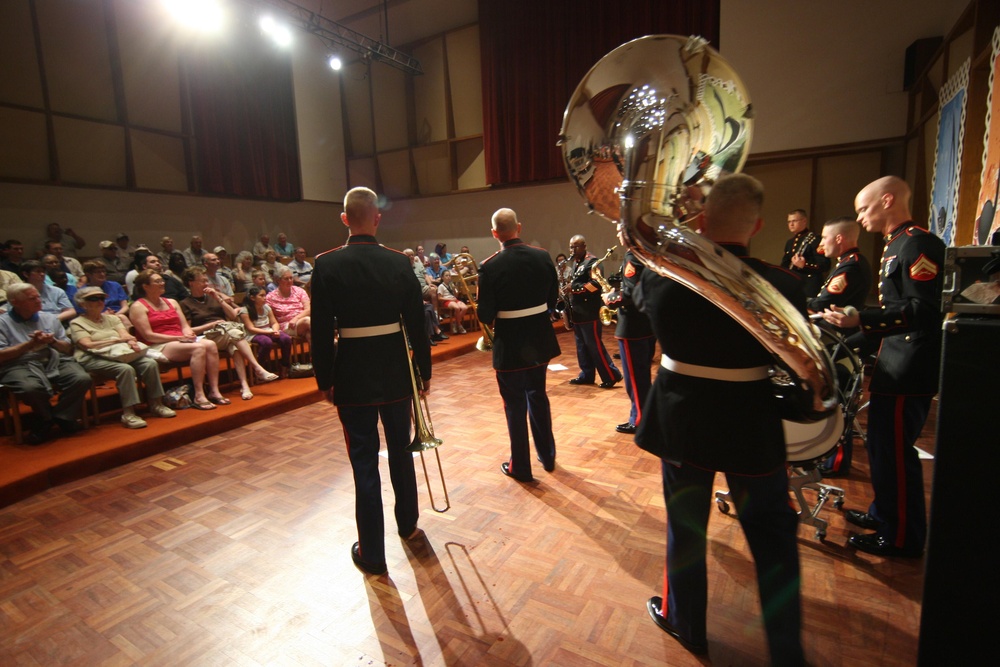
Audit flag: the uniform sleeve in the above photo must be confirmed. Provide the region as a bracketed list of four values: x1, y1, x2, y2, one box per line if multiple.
[310, 261, 337, 392]
[858, 234, 944, 339]
[401, 268, 431, 381]
[476, 263, 496, 325]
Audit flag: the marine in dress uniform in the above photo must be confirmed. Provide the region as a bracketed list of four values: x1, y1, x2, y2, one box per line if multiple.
[476, 208, 561, 482]
[636, 175, 805, 665]
[311, 187, 431, 576]
[807, 217, 873, 476]
[824, 176, 944, 559]
[567, 235, 621, 388]
[782, 209, 831, 297]
[602, 245, 655, 434]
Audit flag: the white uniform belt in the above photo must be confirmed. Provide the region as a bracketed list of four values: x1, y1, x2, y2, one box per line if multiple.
[496, 303, 548, 319]
[660, 354, 769, 382]
[339, 322, 401, 338]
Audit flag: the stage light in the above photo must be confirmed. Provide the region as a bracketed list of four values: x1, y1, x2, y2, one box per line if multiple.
[328, 55, 342, 71]
[162, 0, 224, 33]
[259, 14, 293, 48]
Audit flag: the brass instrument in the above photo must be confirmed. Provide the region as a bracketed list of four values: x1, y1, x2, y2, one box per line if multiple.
[400, 317, 450, 513]
[559, 35, 837, 423]
[590, 246, 619, 326]
[555, 258, 574, 329]
[451, 252, 494, 352]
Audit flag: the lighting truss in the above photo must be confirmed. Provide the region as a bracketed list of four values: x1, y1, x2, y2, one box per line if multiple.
[254, 0, 423, 75]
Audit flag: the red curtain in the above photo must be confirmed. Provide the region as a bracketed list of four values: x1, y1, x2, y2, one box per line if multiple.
[186, 36, 302, 201]
[479, 0, 720, 186]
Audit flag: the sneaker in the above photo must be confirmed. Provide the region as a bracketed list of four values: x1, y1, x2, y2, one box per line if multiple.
[121, 414, 148, 429]
[457, 326, 467, 334]
[149, 404, 177, 418]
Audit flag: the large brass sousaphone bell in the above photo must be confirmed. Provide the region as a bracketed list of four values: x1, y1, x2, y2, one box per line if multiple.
[559, 35, 837, 422]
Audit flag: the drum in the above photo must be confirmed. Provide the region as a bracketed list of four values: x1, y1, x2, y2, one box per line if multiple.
[782, 326, 864, 465]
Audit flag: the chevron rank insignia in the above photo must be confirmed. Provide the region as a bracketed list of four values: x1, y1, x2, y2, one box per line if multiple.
[909, 254, 939, 281]
[624, 261, 637, 278]
[827, 274, 847, 294]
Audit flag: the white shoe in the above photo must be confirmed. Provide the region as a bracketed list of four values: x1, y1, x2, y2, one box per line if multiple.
[121, 414, 148, 429]
[255, 369, 279, 382]
[457, 326, 467, 334]
[149, 404, 176, 418]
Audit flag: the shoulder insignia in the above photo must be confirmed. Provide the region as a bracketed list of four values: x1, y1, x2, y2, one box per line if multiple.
[827, 274, 847, 294]
[624, 261, 637, 278]
[909, 254, 939, 281]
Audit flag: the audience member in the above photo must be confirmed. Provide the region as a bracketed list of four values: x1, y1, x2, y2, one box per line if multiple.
[167, 251, 188, 279]
[42, 253, 78, 287]
[253, 233, 272, 263]
[44, 241, 84, 280]
[129, 269, 224, 410]
[415, 244, 430, 267]
[437, 271, 469, 334]
[114, 233, 136, 267]
[180, 266, 278, 401]
[287, 247, 313, 286]
[21, 260, 75, 323]
[213, 246, 236, 286]
[426, 253, 446, 287]
[259, 249, 280, 282]
[35, 223, 86, 258]
[251, 269, 272, 293]
[203, 252, 234, 297]
[182, 235, 206, 267]
[69, 286, 177, 429]
[239, 286, 292, 378]
[157, 236, 175, 265]
[1, 239, 25, 273]
[66, 261, 131, 327]
[273, 233, 294, 258]
[266, 265, 311, 341]
[231, 252, 255, 292]
[0, 282, 91, 444]
[434, 243, 453, 265]
[96, 241, 128, 285]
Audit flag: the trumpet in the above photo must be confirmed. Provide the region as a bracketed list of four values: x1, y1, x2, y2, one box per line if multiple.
[400, 317, 450, 513]
[590, 246, 618, 326]
[451, 253, 494, 352]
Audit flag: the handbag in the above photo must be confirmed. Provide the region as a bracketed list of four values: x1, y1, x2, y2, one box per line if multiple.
[89, 341, 149, 364]
[202, 321, 247, 350]
[288, 363, 314, 378]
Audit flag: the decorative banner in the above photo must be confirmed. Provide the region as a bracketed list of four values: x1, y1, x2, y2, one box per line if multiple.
[929, 58, 970, 247]
[974, 26, 1000, 245]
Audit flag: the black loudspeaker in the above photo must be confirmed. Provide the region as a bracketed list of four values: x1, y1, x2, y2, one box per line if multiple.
[918, 316, 1000, 665]
[903, 37, 943, 91]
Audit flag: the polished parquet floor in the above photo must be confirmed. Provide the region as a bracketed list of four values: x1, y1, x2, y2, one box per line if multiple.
[0, 329, 933, 666]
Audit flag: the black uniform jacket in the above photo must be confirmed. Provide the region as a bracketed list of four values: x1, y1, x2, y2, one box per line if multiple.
[312, 234, 431, 406]
[570, 254, 603, 321]
[477, 238, 561, 371]
[847, 223, 944, 396]
[781, 229, 829, 276]
[807, 248, 872, 313]
[635, 244, 807, 474]
[611, 250, 654, 340]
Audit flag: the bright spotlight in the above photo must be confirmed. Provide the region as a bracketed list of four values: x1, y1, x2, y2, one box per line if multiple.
[259, 15, 293, 48]
[328, 55, 342, 71]
[259, 15, 276, 34]
[163, 0, 224, 33]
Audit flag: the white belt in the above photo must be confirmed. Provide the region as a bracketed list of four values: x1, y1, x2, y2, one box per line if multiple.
[660, 354, 769, 382]
[496, 303, 547, 319]
[339, 322, 401, 338]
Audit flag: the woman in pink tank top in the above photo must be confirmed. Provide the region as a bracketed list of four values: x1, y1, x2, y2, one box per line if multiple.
[128, 270, 228, 409]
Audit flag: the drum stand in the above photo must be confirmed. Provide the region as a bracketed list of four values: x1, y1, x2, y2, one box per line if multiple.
[714, 466, 845, 540]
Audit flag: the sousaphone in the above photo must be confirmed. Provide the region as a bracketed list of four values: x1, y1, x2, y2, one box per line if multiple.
[559, 35, 837, 424]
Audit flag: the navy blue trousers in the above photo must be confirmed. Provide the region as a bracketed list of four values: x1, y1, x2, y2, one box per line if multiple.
[337, 398, 419, 567]
[864, 393, 930, 552]
[661, 461, 804, 666]
[617, 336, 655, 426]
[496, 364, 555, 478]
[573, 320, 619, 383]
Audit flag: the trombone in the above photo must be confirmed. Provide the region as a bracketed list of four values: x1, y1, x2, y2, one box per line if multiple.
[400, 316, 450, 513]
[451, 253, 495, 352]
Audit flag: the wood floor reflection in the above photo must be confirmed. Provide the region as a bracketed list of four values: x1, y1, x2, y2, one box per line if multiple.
[0, 329, 931, 666]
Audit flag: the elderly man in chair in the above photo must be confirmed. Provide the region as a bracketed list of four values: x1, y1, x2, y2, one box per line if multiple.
[0, 283, 91, 445]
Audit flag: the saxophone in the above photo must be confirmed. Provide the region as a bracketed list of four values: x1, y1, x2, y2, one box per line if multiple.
[590, 246, 619, 325]
[555, 258, 574, 329]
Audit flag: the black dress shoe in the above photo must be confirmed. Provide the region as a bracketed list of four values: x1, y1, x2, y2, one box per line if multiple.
[429, 338, 438, 346]
[351, 542, 387, 575]
[568, 377, 594, 385]
[646, 597, 708, 655]
[500, 461, 533, 482]
[600, 372, 623, 389]
[536, 456, 555, 473]
[844, 509, 880, 530]
[848, 533, 923, 558]
[616, 422, 636, 434]
[431, 332, 449, 341]
[54, 418, 82, 435]
[25, 429, 50, 446]
[818, 464, 850, 478]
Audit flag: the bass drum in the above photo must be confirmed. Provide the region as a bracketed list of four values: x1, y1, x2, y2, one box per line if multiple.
[783, 327, 864, 465]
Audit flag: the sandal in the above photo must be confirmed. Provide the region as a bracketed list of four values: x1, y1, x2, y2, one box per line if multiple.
[192, 401, 216, 411]
[256, 370, 279, 382]
[208, 395, 231, 405]
[241, 389, 254, 401]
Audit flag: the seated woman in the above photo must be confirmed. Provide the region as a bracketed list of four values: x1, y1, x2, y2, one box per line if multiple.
[265, 265, 311, 341]
[239, 286, 292, 378]
[69, 285, 177, 429]
[180, 267, 279, 400]
[233, 251, 256, 293]
[437, 271, 469, 334]
[129, 269, 226, 410]
[259, 249, 280, 283]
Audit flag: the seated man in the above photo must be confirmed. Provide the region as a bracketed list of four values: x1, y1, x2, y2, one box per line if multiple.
[203, 252, 234, 297]
[157, 236, 175, 266]
[21, 260, 76, 324]
[0, 283, 91, 444]
[273, 233, 295, 258]
[287, 247, 313, 287]
[96, 240, 129, 285]
[212, 246, 236, 288]
[35, 222, 86, 259]
[2, 239, 25, 274]
[43, 241, 83, 281]
[182, 235, 206, 267]
[0, 267, 22, 313]
[41, 254, 77, 288]
[66, 261, 131, 327]
[253, 233, 272, 263]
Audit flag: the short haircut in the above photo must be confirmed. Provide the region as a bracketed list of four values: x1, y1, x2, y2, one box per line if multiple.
[788, 208, 808, 218]
[344, 186, 379, 224]
[182, 265, 206, 286]
[235, 251, 253, 264]
[492, 208, 519, 236]
[83, 260, 106, 274]
[704, 173, 764, 235]
[6, 282, 36, 303]
[823, 216, 861, 241]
